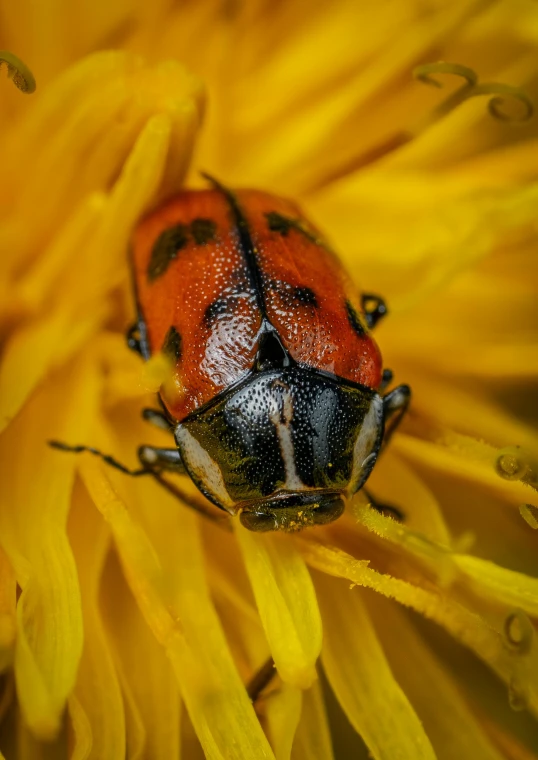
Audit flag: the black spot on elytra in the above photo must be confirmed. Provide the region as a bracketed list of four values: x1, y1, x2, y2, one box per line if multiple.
[293, 287, 318, 307]
[265, 211, 320, 245]
[161, 326, 182, 362]
[191, 218, 217, 245]
[346, 301, 366, 337]
[203, 298, 230, 326]
[266, 211, 293, 236]
[267, 280, 319, 309]
[148, 225, 188, 281]
[147, 220, 218, 282]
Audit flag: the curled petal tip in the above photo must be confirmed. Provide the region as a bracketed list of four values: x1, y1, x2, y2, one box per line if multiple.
[413, 61, 478, 89]
[481, 84, 534, 122]
[494, 446, 536, 483]
[0, 51, 36, 93]
[503, 609, 534, 656]
[414, 61, 534, 124]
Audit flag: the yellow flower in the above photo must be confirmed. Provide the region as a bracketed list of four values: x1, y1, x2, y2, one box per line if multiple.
[1, 1, 538, 758]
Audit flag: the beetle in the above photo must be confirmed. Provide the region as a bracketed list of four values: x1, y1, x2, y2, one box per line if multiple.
[52, 177, 410, 531]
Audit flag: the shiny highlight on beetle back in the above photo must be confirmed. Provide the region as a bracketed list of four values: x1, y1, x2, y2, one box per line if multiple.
[131, 188, 383, 423]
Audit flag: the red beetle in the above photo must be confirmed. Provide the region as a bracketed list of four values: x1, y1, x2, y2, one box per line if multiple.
[53, 177, 410, 531]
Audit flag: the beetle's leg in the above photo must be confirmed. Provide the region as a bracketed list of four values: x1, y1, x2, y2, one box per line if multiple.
[137, 444, 185, 473]
[137, 448, 231, 525]
[126, 322, 142, 355]
[246, 656, 277, 703]
[49, 440, 185, 475]
[361, 293, 387, 329]
[362, 488, 404, 522]
[126, 316, 150, 359]
[49, 441, 229, 527]
[378, 368, 393, 393]
[148, 472, 231, 528]
[49, 441, 149, 476]
[142, 407, 174, 433]
[382, 384, 411, 446]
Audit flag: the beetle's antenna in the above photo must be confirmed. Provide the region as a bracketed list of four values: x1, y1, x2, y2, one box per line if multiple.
[49, 440, 232, 529]
[200, 171, 223, 189]
[48, 441, 149, 476]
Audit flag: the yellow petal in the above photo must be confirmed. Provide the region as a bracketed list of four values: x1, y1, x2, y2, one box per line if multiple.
[101, 549, 182, 760]
[478, 716, 538, 760]
[350, 498, 463, 589]
[14, 192, 106, 315]
[0, 545, 16, 673]
[0, 53, 204, 432]
[350, 492, 538, 625]
[202, 0, 487, 192]
[265, 683, 302, 760]
[1, 51, 203, 276]
[307, 173, 538, 314]
[68, 485, 126, 759]
[0, 303, 108, 435]
[0, 356, 101, 739]
[388, 429, 537, 570]
[446, 137, 538, 184]
[15, 708, 67, 760]
[394, 374, 538, 454]
[235, 528, 322, 688]
[0, 685, 16, 757]
[394, 431, 537, 518]
[315, 572, 436, 760]
[364, 450, 451, 544]
[454, 554, 538, 617]
[292, 679, 334, 760]
[80, 459, 275, 759]
[203, 524, 269, 685]
[68, 695, 92, 760]
[366, 593, 505, 760]
[380, 232, 538, 382]
[53, 111, 173, 312]
[383, 55, 538, 172]
[202, 522, 260, 633]
[0, 109, 178, 432]
[301, 541, 538, 717]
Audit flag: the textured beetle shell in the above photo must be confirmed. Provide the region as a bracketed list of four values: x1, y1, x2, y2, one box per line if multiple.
[131, 189, 383, 422]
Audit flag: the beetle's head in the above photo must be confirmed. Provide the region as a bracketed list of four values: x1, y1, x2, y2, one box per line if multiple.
[175, 366, 384, 531]
[236, 490, 345, 532]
